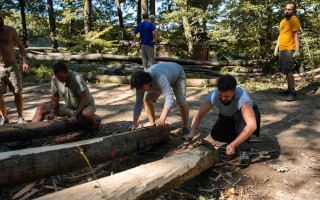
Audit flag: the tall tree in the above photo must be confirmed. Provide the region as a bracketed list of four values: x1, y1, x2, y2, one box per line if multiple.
[141, 0, 148, 14]
[47, 0, 58, 49]
[84, 0, 92, 37]
[115, 0, 127, 39]
[149, 0, 155, 15]
[173, 0, 193, 54]
[83, 0, 92, 52]
[137, 0, 141, 24]
[18, 0, 28, 47]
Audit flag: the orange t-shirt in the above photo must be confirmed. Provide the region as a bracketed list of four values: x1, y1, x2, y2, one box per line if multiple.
[279, 15, 300, 50]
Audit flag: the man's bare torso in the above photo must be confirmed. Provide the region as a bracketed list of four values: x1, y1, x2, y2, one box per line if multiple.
[0, 25, 16, 63]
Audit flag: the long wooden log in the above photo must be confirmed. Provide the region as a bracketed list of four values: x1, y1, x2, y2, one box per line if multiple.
[0, 126, 170, 188]
[26, 51, 265, 67]
[0, 119, 91, 143]
[36, 144, 217, 200]
[293, 67, 320, 78]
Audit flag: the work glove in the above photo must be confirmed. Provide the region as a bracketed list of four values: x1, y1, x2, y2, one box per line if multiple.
[274, 47, 279, 56]
[293, 50, 300, 58]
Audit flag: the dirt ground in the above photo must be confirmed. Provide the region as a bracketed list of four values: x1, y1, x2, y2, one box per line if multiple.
[1, 80, 320, 200]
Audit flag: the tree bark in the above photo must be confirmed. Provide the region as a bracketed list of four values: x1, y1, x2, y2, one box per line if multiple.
[84, 0, 92, 52]
[177, 0, 194, 55]
[149, 0, 155, 15]
[36, 144, 217, 200]
[0, 126, 170, 188]
[137, 0, 141, 24]
[115, 0, 127, 39]
[47, 0, 58, 50]
[141, 0, 148, 15]
[18, 0, 28, 47]
[0, 117, 99, 143]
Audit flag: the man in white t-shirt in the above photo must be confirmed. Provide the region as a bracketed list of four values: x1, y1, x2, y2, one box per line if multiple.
[184, 75, 260, 166]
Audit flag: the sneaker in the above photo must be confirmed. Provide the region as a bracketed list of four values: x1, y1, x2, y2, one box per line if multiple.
[181, 128, 190, 140]
[17, 117, 28, 124]
[239, 151, 251, 166]
[0, 118, 9, 125]
[286, 92, 296, 101]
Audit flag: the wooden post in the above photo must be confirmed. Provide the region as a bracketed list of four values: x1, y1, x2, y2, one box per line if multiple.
[0, 126, 170, 188]
[36, 144, 218, 200]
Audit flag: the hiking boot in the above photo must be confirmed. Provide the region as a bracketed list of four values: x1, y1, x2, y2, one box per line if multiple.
[239, 151, 251, 166]
[181, 128, 190, 140]
[286, 92, 296, 101]
[17, 117, 28, 124]
[0, 118, 9, 125]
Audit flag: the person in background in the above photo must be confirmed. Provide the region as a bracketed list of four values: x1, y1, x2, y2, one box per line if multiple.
[0, 6, 29, 125]
[133, 13, 158, 71]
[149, 15, 156, 24]
[274, 1, 300, 101]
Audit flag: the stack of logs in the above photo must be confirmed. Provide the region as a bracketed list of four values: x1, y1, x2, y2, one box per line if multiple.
[0, 119, 218, 199]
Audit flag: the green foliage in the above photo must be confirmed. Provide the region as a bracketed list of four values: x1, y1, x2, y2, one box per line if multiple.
[3, 0, 318, 70]
[25, 61, 53, 83]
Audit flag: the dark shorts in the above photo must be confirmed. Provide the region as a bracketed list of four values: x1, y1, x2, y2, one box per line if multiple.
[211, 104, 261, 151]
[279, 50, 294, 74]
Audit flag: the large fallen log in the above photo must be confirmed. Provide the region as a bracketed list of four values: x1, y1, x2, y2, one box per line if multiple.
[36, 144, 218, 200]
[26, 51, 264, 67]
[0, 119, 93, 143]
[0, 126, 170, 188]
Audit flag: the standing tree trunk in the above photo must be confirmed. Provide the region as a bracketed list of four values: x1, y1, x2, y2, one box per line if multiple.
[47, 0, 58, 50]
[83, 0, 92, 52]
[115, 0, 127, 39]
[179, 1, 193, 55]
[141, 0, 148, 14]
[137, 0, 141, 24]
[149, 0, 155, 15]
[18, 0, 28, 47]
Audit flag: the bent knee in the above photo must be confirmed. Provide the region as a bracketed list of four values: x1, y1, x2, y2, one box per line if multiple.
[82, 106, 94, 117]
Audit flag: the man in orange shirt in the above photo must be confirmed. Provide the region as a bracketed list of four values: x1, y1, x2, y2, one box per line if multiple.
[274, 2, 300, 101]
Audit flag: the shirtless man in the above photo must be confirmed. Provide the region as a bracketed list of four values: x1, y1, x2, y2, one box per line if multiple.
[0, 8, 29, 125]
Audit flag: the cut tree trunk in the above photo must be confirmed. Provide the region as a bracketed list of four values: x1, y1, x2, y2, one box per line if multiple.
[36, 144, 218, 200]
[0, 118, 96, 143]
[0, 126, 170, 188]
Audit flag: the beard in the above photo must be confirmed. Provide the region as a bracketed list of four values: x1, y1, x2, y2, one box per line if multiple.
[221, 96, 234, 106]
[284, 12, 293, 19]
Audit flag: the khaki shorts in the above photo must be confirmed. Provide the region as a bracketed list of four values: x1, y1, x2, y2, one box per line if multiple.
[59, 103, 96, 117]
[144, 70, 187, 106]
[0, 61, 22, 94]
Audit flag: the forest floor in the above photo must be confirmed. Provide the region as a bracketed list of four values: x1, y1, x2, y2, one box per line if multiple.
[1, 79, 320, 200]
